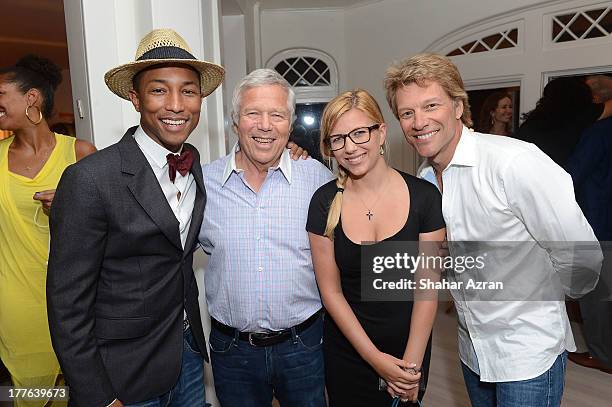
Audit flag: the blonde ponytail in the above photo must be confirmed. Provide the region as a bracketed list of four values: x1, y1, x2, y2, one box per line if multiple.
[324, 167, 348, 240]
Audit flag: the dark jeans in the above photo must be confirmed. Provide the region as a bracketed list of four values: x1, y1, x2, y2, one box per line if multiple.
[125, 327, 207, 407]
[209, 317, 325, 407]
[461, 351, 567, 407]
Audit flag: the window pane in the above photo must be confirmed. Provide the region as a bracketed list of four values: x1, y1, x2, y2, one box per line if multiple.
[275, 61, 289, 75]
[294, 58, 309, 74]
[482, 33, 502, 48]
[556, 13, 575, 25]
[585, 27, 607, 39]
[284, 69, 299, 86]
[303, 68, 319, 85]
[586, 8, 606, 21]
[497, 38, 514, 49]
[552, 20, 563, 39]
[569, 13, 593, 37]
[446, 48, 464, 56]
[313, 59, 328, 74]
[508, 28, 518, 43]
[473, 42, 487, 53]
[600, 9, 612, 33]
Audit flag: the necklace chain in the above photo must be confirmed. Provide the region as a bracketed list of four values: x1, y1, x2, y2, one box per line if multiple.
[24, 148, 51, 171]
[352, 177, 389, 221]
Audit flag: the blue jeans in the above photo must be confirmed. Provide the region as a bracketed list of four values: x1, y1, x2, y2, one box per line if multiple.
[461, 352, 567, 407]
[209, 317, 325, 407]
[125, 327, 207, 407]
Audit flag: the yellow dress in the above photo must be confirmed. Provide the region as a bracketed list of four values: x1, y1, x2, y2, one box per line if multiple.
[0, 133, 75, 407]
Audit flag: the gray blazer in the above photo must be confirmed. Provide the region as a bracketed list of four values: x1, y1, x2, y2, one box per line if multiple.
[47, 127, 207, 407]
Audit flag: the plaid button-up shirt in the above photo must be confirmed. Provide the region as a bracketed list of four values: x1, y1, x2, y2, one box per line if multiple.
[199, 146, 333, 331]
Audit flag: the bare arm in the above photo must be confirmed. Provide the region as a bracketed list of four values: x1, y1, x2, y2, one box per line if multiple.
[33, 140, 97, 215]
[394, 228, 445, 401]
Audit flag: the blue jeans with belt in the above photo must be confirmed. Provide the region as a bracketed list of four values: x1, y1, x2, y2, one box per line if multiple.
[209, 316, 326, 407]
[461, 351, 567, 407]
[124, 327, 207, 407]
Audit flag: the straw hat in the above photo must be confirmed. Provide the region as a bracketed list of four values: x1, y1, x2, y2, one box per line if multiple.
[104, 28, 225, 100]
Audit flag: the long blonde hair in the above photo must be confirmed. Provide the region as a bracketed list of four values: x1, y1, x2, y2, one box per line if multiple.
[320, 89, 385, 239]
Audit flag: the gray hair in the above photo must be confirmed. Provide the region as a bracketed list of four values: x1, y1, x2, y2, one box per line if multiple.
[231, 68, 296, 126]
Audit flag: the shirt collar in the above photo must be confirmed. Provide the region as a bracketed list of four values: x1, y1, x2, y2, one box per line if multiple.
[417, 125, 477, 180]
[221, 142, 292, 185]
[133, 126, 183, 169]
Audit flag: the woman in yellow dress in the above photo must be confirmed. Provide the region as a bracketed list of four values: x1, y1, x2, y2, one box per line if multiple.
[0, 55, 96, 406]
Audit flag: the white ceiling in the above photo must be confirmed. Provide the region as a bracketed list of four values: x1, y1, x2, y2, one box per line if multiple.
[0, 0, 68, 69]
[258, 0, 374, 10]
[222, 0, 376, 15]
[0, 0, 376, 69]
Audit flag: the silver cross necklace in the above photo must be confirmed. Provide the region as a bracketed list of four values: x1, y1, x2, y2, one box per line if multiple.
[353, 177, 389, 221]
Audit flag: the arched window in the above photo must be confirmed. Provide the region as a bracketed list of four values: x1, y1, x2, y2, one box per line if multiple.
[267, 49, 339, 164]
[266, 48, 338, 103]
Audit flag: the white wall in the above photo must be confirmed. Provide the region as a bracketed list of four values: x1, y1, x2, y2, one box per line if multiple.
[260, 9, 347, 91]
[65, 0, 226, 161]
[247, 0, 571, 172]
[222, 14, 247, 150]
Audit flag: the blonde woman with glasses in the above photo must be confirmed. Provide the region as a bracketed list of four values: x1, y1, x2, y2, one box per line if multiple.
[307, 89, 445, 406]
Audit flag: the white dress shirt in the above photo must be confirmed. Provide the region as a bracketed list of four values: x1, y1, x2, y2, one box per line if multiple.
[418, 127, 602, 382]
[134, 126, 195, 248]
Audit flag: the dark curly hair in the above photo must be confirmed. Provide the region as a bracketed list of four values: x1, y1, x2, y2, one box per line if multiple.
[0, 54, 62, 118]
[521, 76, 592, 123]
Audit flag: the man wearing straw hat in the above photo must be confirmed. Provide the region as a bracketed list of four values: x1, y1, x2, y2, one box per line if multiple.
[47, 29, 224, 407]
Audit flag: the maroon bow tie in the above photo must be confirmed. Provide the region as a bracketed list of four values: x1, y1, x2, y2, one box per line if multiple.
[166, 149, 194, 182]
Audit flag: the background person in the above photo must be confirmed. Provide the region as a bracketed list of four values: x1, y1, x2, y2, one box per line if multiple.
[307, 89, 445, 406]
[476, 91, 513, 136]
[0, 54, 96, 407]
[566, 117, 612, 374]
[515, 76, 612, 167]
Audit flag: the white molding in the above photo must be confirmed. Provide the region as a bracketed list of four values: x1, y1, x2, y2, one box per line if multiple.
[464, 75, 523, 91]
[254, 0, 262, 68]
[425, 0, 568, 52]
[438, 20, 524, 59]
[542, 64, 612, 89]
[543, 1, 612, 50]
[260, 0, 384, 13]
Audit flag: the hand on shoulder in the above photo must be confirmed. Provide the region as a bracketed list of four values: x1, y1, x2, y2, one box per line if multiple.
[75, 139, 97, 161]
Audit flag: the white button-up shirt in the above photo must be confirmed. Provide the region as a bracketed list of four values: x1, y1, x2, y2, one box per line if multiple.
[134, 126, 195, 248]
[419, 127, 602, 382]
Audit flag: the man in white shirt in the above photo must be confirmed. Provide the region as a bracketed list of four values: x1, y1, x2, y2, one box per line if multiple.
[383, 53, 602, 406]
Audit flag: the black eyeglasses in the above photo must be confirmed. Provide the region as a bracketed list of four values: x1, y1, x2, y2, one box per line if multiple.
[325, 124, 380, 151]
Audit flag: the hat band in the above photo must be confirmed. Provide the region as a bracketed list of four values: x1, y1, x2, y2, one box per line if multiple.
[137, 46, 197, 61]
